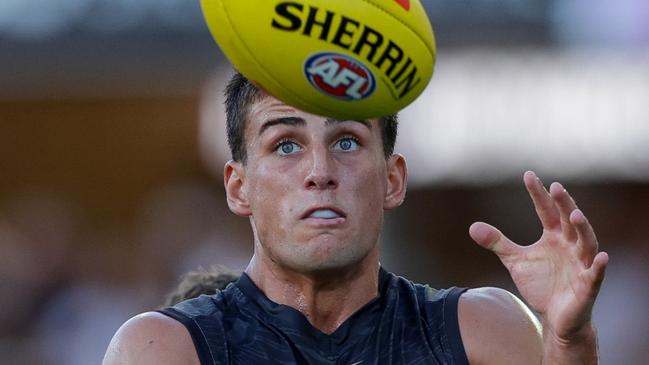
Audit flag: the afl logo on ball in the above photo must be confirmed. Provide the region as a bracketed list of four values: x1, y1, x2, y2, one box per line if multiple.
[304, 52, 376, 101]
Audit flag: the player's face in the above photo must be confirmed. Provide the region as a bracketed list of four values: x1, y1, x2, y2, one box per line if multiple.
[226, 95, 406, 273]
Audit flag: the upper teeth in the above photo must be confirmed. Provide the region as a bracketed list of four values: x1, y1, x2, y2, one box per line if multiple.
[310, 209, 339, 219]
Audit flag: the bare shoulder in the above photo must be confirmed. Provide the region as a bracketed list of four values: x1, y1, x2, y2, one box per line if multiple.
[102, 311, 199, 365]
[457, 287, 543, 365]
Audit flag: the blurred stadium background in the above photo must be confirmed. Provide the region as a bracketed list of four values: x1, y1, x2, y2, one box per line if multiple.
[1, 0, 648, 364]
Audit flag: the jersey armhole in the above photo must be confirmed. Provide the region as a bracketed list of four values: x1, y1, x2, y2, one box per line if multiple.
[443, 287, 470, 365]
[157, 308, 213, 365]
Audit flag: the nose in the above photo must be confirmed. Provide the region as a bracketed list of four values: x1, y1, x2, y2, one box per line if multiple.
[303, 145, 338, 190]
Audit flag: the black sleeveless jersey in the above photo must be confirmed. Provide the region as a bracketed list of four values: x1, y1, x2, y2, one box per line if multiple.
[159, 268, 469, 365]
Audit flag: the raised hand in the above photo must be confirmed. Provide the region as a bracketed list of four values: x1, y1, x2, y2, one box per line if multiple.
[469, 171, 608, 343]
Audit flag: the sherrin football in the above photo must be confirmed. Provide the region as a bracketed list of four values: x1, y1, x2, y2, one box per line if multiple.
[200, 0, 435, 120]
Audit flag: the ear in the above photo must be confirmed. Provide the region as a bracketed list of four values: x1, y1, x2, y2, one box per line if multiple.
[383, 153, 407, 210]
[224, 160, 252, 216]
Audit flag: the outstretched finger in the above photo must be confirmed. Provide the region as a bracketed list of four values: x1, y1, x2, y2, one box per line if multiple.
[584, 251, 609, 297]
[570, 209, 599, 266]
[469, 222, 519, 259]
[524, 171, 561, 231]
[549, 182, 578, 242]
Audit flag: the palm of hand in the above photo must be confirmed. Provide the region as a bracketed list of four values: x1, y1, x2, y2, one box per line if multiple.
[470, 171, 608, 340]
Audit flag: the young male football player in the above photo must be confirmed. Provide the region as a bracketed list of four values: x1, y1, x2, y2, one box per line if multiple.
[103, 73, 607, 365]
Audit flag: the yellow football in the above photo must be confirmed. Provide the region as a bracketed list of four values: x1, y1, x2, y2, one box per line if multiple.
[200, 0, 435, 120]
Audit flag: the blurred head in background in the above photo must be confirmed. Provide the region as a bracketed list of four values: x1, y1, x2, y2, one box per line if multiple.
[162, 266, 240, 307]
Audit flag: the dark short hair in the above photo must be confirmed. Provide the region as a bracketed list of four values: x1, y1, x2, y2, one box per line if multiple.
[162, 266, 240, 307]
[224, 72, 398, 164]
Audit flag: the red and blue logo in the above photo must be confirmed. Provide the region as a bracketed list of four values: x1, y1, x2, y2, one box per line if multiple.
[304, 52, 376, 101]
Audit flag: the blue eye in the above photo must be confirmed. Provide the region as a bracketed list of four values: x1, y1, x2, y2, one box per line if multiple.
[276, 141, 301, 156]
[333, 137, 360, 151]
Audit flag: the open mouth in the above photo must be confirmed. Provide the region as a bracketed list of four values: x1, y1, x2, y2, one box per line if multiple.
[302, 207, 346, 220]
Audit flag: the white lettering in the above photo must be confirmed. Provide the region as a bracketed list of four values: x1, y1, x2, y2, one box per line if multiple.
[307, 58, 339, 85]
[345, 73, 368, 99]
[330, 68, 358, 88]
[307, 57, 369, 99]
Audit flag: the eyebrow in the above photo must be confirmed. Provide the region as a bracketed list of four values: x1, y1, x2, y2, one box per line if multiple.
[259, 117, 305, 136]
[258, 116, 371, 136]
[325, 118, 372, 130]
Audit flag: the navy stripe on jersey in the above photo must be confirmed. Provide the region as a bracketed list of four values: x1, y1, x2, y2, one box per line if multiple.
[159, 268, 469, 365]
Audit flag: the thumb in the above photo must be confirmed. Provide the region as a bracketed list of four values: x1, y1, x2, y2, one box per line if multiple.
[469, 222, 518, 258]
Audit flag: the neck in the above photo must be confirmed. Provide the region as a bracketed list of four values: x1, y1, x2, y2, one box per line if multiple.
[245, 248, 381, 334]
